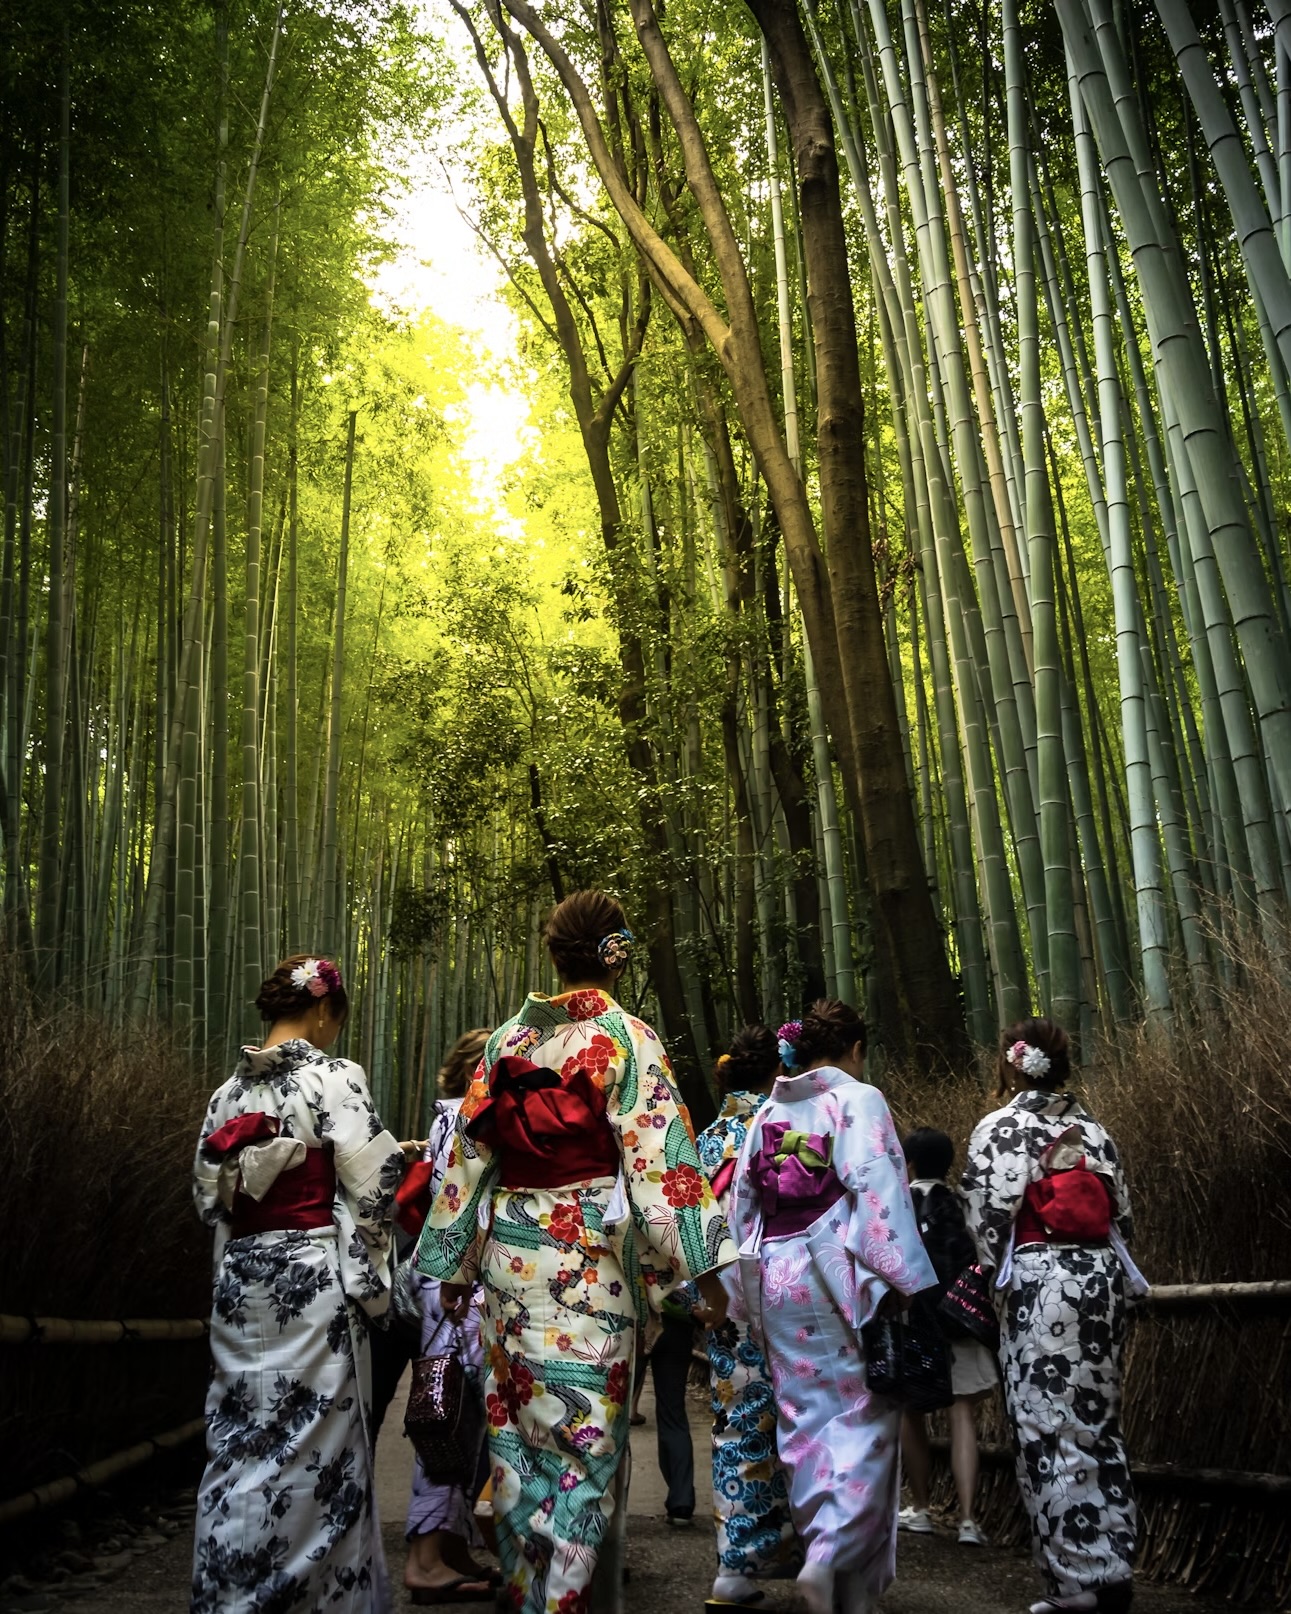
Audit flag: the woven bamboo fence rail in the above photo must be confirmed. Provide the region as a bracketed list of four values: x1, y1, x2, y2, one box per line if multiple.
[1138, 1279, 1291, 1313]
[0, 1314, 209, 1344]
[0, 1420, 206, 1527]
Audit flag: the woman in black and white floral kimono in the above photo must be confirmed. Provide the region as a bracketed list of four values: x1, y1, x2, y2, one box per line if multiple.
[961, 1017, 1144, 1614]
[191, 954, 406, 1614]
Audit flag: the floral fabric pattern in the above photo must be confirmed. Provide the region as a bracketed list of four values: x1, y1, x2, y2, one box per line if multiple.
[962, 1091, 1137, 1599]
[696, 1089, 760, 1177]
[696, 1092, 799, 1582]
[729, 1066, 936, 1602]
[416, 990, 733, 1614]
[407, 1097, 485, 1545]
[1000, 1246, 1136, 1597]
[191, 1041, 403, 1614]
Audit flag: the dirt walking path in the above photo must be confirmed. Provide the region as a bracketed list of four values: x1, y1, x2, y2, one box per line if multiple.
[11, 1382, 1229, 1614]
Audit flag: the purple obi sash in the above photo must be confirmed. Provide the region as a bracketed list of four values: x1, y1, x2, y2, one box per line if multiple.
[751, 1120, 846, 1238]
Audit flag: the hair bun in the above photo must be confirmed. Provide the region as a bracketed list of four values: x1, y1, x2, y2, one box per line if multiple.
[255, 953, 349, 1026]
[794, 998, 867, 1068]
[997, 1016, 1070, 1095]
[717, 1027, 778, 1092]
[544, 891, 630, 984]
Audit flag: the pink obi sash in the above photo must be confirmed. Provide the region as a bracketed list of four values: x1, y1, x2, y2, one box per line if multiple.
[751, 1120, 846, 1239]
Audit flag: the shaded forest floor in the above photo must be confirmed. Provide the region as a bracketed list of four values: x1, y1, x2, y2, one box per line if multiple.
[1, 1383, 1240, 1614]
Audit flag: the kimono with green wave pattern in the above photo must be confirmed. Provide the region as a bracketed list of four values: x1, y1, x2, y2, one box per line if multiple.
[417, 988, 732, 1614]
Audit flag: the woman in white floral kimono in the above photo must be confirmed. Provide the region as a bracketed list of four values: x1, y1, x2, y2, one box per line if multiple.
[417, 890, 733, 1614]
[961, 1018, 1141, 1614]
[191, 954, 405, 1614]
[730, 1000, 937, 1614]
[694, 1026, 798, 1606]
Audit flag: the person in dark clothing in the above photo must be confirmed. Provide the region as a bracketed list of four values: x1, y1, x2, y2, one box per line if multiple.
[898, 1127, 995, 1546]
[369, 1222, 422, 1436]
[650, 1299, 698, 1525]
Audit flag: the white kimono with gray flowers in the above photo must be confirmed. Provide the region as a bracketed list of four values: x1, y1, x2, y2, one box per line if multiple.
[961, 1089, 1139, 1602]
[191, 1039, 405, 1614]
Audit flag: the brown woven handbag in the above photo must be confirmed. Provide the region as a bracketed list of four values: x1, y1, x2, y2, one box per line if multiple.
[404, 1332, 485, 1483]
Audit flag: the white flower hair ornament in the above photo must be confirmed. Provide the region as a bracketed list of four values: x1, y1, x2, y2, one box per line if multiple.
[290, 957, 343, 999]
[1006, 1039, 1051, 1079]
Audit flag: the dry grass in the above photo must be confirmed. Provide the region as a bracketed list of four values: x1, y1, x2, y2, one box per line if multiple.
[0, 957, 214, 1496]
[0, 960, 212, 1318]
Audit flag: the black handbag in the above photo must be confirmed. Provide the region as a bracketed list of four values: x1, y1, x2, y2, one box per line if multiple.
[861, 1311, 954, 1412]
[938, 1262, 1000, 1348]
[404, 1329, 485, 1483]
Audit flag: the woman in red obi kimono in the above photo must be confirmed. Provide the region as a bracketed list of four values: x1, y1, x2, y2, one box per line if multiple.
[417, 891, 734, 1614]
[191, 955, 405, 1614]
[961, 1018, 1141, 1614]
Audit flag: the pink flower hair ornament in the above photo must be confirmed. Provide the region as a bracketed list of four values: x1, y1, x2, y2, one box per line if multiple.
[291, 957, 343, 999]
[777, 1020, 803, 1070]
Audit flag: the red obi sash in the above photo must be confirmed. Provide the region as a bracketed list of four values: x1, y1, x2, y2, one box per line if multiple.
[230, 1148, 336, 1237]
[395, 1157, 437, 1237]
[205, 1111, 337, 1239]
[709, 1159, 737, 1203]
[466, 1055, 619, 1190]
[1015, 1162, 1114, 1247]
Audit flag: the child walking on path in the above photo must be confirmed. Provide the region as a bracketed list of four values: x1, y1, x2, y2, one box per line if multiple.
[897, 1127, 993, 1548]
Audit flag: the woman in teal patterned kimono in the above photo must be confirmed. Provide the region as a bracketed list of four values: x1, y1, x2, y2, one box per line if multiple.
[695, 1027, 799, 1607]
[417, 891, 733, 1614]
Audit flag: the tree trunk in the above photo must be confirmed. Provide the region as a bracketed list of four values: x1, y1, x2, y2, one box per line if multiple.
[748, 0, 967, 1064]
[456, 0, 713, 1120]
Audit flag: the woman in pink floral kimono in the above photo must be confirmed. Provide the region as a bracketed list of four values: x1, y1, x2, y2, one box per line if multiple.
[417, 890, 733, 1614]
[730, 1000, 937, 1614]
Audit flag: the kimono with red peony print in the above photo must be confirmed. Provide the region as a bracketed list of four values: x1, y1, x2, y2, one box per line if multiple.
[416, 989, 733, 1614]
[729, 1065, 936, 1604]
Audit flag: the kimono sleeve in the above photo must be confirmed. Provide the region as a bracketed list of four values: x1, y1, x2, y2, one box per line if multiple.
[192, 1089, 229, 1229]
[834, 1087, 938, 1297]
[417, 1058, 498, 1285]
[326, 1060, 406, 1273]
[610, 1015, 734, 1300]
[1091, 1123, 1134, 1244]
[729, 1106, 769, 1252]
[959, 1104, 1029, 1272]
